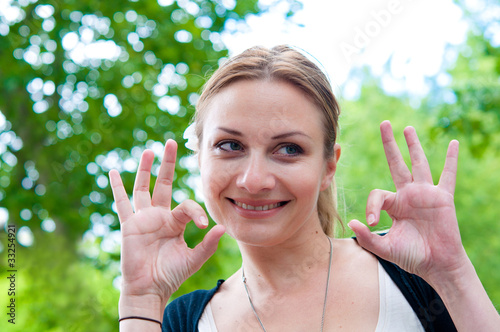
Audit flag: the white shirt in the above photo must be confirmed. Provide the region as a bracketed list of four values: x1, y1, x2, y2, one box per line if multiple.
[198, 262, 425, 331]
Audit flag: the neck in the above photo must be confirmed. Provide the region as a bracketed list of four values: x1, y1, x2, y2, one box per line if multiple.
[238, 230, 332, 293]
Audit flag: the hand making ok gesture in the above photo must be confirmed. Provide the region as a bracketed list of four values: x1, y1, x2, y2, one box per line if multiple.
[349, 121, 467, 284]
[109, 140, 225, 317]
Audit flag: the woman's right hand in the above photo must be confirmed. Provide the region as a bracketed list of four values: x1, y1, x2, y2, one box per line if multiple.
[109, 139, 225, 313]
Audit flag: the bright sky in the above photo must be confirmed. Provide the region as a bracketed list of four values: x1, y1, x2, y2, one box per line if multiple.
[222, 0, 469, 99]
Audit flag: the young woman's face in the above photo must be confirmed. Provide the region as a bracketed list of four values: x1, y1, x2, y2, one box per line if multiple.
[198, 79, 339, 246]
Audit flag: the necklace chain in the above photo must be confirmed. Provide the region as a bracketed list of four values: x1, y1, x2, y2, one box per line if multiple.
[242, 237, 333, 332]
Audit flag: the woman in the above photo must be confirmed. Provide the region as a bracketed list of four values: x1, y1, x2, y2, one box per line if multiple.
[110, 45, 500, 331]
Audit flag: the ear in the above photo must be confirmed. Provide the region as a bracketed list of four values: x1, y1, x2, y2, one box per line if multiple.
[320, 143, 341, 191]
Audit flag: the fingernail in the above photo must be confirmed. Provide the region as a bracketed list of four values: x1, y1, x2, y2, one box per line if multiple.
[200, 216, 208, 226]
[367, 214, 375, 225]
[347, 221, 353, 230]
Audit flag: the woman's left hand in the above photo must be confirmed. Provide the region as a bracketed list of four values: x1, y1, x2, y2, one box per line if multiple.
[348, 121, 468, 284]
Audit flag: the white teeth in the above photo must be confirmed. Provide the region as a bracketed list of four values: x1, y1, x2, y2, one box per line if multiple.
[233, 200, 282, 211]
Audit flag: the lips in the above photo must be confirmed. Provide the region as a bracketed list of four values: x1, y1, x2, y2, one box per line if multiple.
[228, 198, 289, 211]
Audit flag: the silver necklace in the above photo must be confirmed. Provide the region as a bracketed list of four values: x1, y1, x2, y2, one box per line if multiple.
[242, 237, 333, 332]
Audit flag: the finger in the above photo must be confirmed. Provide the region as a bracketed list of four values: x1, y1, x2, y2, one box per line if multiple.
[366, 189, 396, 226]
[152, 139, 177, 208]
[171, 199, 210, 231]
[438, 140, 459, 195]
[380, 121, 412, 189]
[133, 149, 155, 211]
[189, 225, 226, 273]
[404, 126, 433, 184]
[109, 169, 134, 223]
[348, 220, 390, 259]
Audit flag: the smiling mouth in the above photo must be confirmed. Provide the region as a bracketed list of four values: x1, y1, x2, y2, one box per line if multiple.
[228, 199, 289, 211]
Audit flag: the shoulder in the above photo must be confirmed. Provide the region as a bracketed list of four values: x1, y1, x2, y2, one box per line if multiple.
[331, 237, 379, 285]
[332, 237, 379, 267]
[162, 280, 224, 332]
[330, 237, 380, 309]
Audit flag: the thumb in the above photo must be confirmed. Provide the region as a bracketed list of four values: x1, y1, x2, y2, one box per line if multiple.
[190, 225, 226, 272]
[348, 220, 390, 259]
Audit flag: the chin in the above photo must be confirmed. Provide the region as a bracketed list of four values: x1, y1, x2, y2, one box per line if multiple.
[226, 223, 297, 248]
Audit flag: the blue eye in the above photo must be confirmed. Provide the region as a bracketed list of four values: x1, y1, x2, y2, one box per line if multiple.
[217, 141, 243, 152]
[276, 144, 302, 156]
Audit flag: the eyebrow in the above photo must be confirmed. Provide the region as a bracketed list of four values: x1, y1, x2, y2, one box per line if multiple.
[217, 127, 243, 136]
[217, 127, 311, 140]
[271, 131, 311, 140]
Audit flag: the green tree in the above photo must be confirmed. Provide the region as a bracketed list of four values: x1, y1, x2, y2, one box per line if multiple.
[0, 0, 300, 330]
[1, 0, 498, 330]
[426, 0, 500, 157]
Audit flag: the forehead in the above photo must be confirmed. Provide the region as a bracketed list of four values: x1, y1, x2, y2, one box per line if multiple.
[202, 79, 324, 137]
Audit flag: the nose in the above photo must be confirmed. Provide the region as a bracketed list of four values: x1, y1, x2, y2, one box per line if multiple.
[236, 154, 276, 194]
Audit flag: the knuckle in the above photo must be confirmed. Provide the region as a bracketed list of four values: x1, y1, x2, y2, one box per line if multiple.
[369, 188, 383, 196]
[156, 177, 173, 186]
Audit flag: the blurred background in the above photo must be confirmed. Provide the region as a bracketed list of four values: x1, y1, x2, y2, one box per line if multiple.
[0, 0, 499, 330]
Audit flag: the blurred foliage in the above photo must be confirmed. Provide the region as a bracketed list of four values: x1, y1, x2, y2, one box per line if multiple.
[0, 0, 499, 330]
[0, 0, 300, 330]
[0, 230, 120, 331]
[426, 31, 500, 158]
[426, 0, 500, 158]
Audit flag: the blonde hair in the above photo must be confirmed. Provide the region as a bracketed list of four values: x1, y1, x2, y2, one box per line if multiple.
[195, 45, 342, 237]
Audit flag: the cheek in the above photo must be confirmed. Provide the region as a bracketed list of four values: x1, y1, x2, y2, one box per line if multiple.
[200, 163, 235, 225]
[289, 167, 324, 204]
[303, 176, 323, 199]
[200, 168, 218, 221]
[200, 160, 232, 200]
[200, 166, 215, 199]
